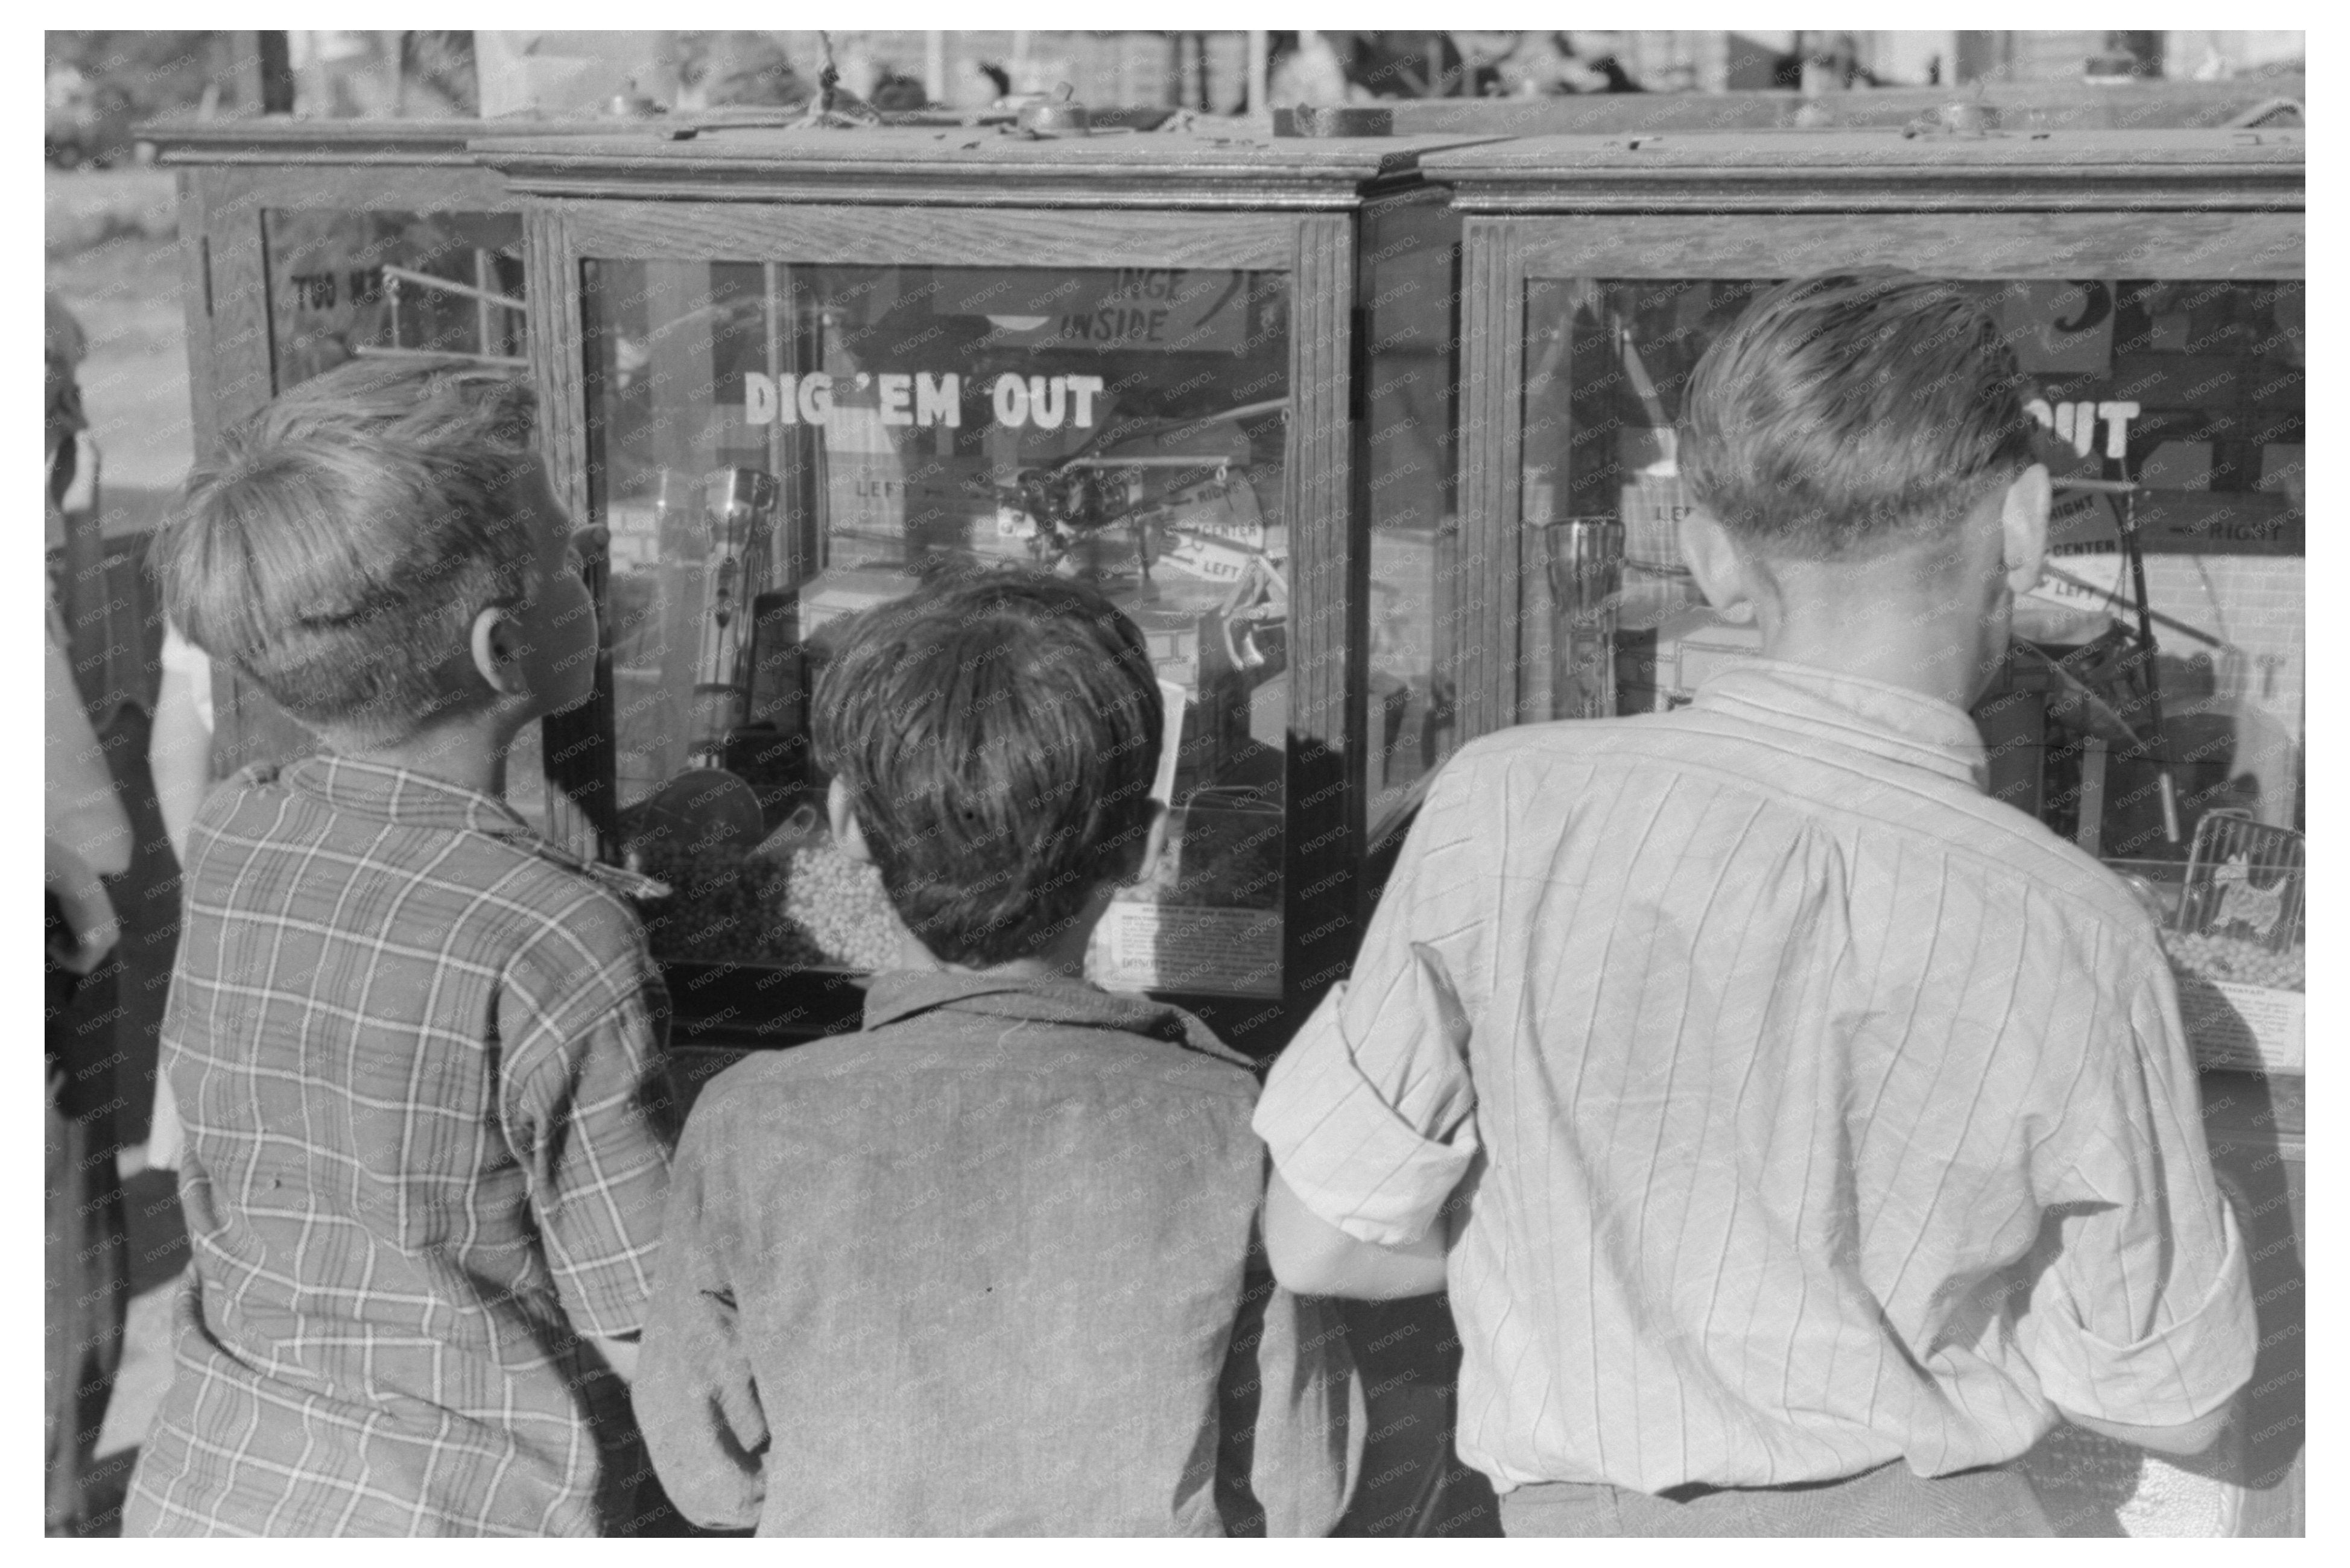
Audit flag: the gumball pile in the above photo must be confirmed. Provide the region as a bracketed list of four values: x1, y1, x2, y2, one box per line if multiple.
[2161, 928, 2305, 993]
[638, 842, 899, 971]
[780, 841, 901, 970]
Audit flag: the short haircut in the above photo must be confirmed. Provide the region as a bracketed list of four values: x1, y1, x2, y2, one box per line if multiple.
[154, 358, 544, 741]
[1676, 268, 2036, 560]
[813, 568, 1164, 968]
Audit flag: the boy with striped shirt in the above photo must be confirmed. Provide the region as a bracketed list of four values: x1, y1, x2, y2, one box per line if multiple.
[1253, 270, 2255, 1535]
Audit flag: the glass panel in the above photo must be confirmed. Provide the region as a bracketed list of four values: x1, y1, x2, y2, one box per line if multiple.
[1517, 274, 2305, 855]
[1362, 197, 1463, 839]
[586, 259, 1291, 994]
[262, 209, 527, 386]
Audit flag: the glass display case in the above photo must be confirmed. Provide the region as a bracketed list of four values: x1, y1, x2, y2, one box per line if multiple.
[1425, 124, 2305, 1537]
[475, 122, 1479, 1050]
[1426, 129, 2304, 840]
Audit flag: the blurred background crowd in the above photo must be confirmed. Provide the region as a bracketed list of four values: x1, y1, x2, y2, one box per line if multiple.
[48, 28, 2310, 163]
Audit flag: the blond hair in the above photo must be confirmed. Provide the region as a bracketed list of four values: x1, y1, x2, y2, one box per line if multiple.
[155, 358, 544, 742]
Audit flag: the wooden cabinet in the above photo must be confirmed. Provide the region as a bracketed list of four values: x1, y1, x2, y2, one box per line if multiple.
[1424, 130, 2304, 846]
[457, 122, 1484, 1052]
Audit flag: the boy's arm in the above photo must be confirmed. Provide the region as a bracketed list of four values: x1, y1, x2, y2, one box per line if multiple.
[1216, 1212, 1363, 1537]
[1265, 1169, 1450, 1301]
[507, 980, 676, 1341]
[2060, 1406, 2232, 1458]
[2014, 965, 2257, 1453]
[633, 1110, 770, 1531]
[1252, 759, 1488, 1294]
[46, 835, 119, 973]
[1249, 1260, 1366, 1536]
[581, 1333, 639, 1386]
[150, 662, 215, 865]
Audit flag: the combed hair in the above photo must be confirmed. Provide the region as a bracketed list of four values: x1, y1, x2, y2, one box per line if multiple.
[812, 568, 1164, 968]
[1676, 268, 2037, 560]
[153, 358, 542, 742]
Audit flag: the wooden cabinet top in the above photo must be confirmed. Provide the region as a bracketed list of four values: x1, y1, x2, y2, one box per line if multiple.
[468, 125, 1495, 208]
[140, 114, 640, 166]
[1423, 128, 2302, 212]
[1381, 76, 2305, 138]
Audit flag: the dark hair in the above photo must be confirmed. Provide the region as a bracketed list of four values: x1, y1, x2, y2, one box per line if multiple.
[1676, 268, 2036, 560]
[153, 357, 544, 742]
[813, 568, 1164, 968]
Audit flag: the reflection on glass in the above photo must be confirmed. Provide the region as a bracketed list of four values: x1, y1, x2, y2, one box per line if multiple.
[1519, 278, 1767, 726]
[585, 260, 1292, 994]
[1363, 198, 1462, 839]
[1515, 275, 2306, 853]
[262, 209, 527, 387]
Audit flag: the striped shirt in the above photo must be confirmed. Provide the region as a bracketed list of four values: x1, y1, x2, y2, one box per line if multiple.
[1255, 658, 2255, 1495]
[125, 757, 677, 1537]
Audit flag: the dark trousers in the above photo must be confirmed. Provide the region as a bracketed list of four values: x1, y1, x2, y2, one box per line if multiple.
[1500, 1460, 2054, 1537]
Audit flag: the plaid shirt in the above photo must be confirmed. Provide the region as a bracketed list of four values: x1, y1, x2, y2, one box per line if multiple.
[125, 757, 677, 1537]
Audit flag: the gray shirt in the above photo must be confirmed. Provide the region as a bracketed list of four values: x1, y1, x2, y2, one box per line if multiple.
[637, 969, 1356, 1535]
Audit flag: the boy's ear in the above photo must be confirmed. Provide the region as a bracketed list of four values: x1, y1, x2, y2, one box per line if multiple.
[2001, 463, 2053, 598]
[469, 605, 528, 697]
[1677, 508, 1756, 625]
[826, 775, 875, 865]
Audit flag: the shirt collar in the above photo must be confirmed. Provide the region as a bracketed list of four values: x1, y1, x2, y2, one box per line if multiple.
[274, 753, 670, 899]
[862, 968, 1253, 1069]
[1690, 656, 1991, 792]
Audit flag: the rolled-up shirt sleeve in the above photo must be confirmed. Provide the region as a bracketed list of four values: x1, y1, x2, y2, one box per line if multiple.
[2018, 963, 2258, 1426]
[1253, 762, 1490, 1248]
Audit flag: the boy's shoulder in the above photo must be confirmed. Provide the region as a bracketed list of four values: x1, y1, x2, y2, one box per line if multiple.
[1430, 695, 2165, 979]
[201, 756, 654, 979]
[689, 983, 1258, 1131]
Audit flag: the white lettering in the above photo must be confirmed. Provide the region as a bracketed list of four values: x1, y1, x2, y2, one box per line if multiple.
[993, 373, 1029, 428]
[1030, 375, 1066, 431]
[915, 371, 960, 428]
[1066, 375, 1104, 429]
[744, 371, 778, 426]
[797, 372, 832, 426]
[2097, 400, 2141, 460]
[878, 373, 914, 426]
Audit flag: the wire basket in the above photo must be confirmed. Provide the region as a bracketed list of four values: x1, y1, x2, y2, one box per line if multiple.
[2175, 812, 2304, 954]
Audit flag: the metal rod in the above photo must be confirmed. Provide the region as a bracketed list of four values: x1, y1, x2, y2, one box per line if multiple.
[473, 247, 495, 361]
[350, 344, 530, 368]
[2037, 562, 2228, 648]
[1059, 455, 1243, 470]
[379, 263, 525, 313]
[2115, 484, 2182, 844]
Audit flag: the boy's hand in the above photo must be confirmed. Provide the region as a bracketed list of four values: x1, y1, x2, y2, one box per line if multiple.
[46, 836, 119, 975]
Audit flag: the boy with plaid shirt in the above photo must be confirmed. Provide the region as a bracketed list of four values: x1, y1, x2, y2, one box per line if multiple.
[125, 359, 676, 1537]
